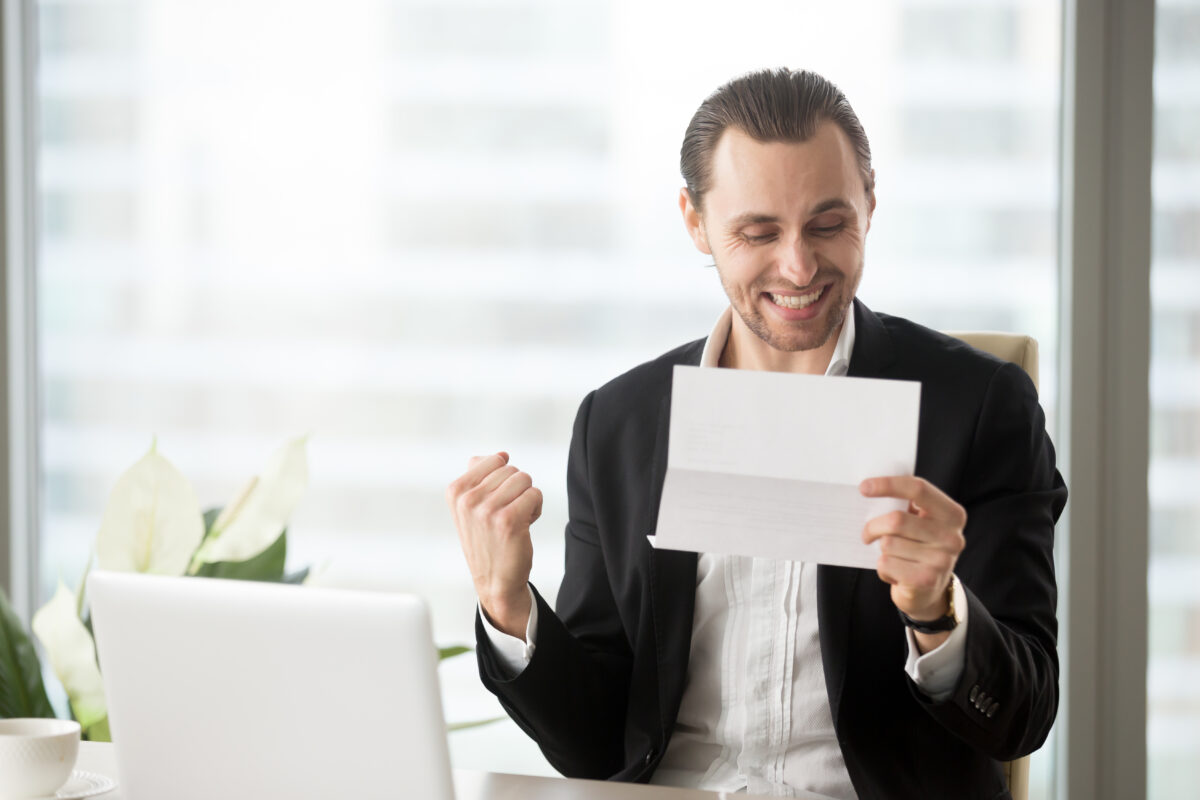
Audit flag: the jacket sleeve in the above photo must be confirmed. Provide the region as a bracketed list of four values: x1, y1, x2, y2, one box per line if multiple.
[475, 390, 634, 778]
[912, 361, 1067, 760]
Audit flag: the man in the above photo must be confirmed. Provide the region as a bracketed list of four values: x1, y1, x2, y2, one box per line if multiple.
[447, 69, 1066, 799]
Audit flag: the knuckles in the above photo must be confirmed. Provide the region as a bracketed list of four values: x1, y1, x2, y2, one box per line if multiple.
[444, 477, 467, 505]
[951, 505, 968, 530]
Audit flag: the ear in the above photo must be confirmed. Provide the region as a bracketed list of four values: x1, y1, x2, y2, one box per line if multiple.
[679, 188, 712, 255]
[865, 170, 877, 233]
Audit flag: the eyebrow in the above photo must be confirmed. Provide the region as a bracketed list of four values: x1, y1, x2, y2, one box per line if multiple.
[728, 212, 780, 227]
[727, 198, 854, 229]
[810, 198, 854, 215]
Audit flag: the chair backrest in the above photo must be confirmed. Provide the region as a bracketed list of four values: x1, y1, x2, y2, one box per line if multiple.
[946, 331, 1039, 393]
[943, 331, 1038, 800]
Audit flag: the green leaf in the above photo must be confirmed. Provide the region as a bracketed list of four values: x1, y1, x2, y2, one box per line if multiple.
[32, 584, 107, 731]
[0, 588, 55, 719]
[438, 645, 472, 661]
[200, 507, 223, 543]
[447, 716, 505, 732]
[280, 567, 310, 585]
[84, 716, 111, 742]
[193, 529, 288, 582]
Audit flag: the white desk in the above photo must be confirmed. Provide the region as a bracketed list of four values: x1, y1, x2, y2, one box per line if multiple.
[76, 741, 773, 799]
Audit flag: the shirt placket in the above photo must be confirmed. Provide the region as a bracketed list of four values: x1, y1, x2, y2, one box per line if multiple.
[740, 558, 799, 796]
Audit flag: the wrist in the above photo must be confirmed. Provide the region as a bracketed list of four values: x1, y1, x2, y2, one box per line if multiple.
[898, 576, 959, 633]
[907, 588, 951, 622]
[480, 585, 532, 638]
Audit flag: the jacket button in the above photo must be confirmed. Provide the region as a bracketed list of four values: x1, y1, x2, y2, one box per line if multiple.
[644, 750, 654, 765]
[969, 685, 979, 703]
[987, 701, 1000, 718]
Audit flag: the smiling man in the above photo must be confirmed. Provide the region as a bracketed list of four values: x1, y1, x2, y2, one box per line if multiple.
[447, 69, 1066, 800]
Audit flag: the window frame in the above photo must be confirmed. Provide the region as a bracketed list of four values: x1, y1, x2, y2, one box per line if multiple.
[1, 0, 41, 623]
[0, 1, 1161, 798]
[1057, 0, 1154, 798]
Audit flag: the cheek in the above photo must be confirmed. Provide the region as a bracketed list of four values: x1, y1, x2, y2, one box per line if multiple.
[818, 233, 866, 262]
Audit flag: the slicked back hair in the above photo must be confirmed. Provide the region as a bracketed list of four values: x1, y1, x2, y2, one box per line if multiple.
[680, 68, 874, 212]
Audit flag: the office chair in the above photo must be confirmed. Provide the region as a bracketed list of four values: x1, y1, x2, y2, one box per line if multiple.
[944, 331, 1040, 800]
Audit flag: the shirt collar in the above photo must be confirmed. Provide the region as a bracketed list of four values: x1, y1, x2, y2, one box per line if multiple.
[699, 303, 856, 376]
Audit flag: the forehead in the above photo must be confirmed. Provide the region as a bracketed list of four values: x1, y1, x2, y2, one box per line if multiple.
[706, 122, 867, 218]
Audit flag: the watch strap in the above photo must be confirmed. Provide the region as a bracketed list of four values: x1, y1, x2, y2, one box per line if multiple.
[898, 576, 959, 633]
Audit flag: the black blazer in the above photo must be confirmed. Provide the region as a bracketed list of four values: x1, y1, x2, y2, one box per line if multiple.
[477, 299, 1067, 800]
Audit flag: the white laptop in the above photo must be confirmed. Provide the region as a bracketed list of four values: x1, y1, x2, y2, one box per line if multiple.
[88, 571, 456, 800]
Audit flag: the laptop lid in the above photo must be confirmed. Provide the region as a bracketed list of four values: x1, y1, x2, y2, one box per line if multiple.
[88, 571, 455, 800]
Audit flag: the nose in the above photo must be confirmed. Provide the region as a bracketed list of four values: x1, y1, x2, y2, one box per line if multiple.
[777, 236, 820, 288]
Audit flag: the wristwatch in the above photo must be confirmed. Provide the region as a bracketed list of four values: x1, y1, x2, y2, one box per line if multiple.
[898, 575, 961, 634]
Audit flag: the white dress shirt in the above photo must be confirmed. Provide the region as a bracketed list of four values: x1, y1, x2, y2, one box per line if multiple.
[480, 306, 969, 798]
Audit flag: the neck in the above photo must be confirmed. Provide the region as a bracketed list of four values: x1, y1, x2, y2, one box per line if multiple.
[719, 315, 844, 374]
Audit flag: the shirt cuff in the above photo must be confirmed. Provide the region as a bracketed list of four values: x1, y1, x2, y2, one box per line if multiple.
[904, 576, 969, 702]
[477, 584, 539, 678]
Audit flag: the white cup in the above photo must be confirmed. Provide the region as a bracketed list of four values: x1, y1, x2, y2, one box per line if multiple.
[0, 718, 81, 799]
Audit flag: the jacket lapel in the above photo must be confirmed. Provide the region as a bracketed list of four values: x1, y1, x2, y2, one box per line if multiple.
[647, 352, 700, 736]
[818, 298, 896, 729]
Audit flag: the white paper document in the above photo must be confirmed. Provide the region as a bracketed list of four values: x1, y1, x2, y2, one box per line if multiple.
[651, 365, 921, 569]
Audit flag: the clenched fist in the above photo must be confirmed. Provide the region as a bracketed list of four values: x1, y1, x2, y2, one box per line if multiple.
[446, 452, 543, 637]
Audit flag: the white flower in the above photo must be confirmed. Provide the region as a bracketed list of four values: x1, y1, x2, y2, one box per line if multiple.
[192, 436, 309, 566]
[32, 583, 107, 731]
[94, 442, 204, 575]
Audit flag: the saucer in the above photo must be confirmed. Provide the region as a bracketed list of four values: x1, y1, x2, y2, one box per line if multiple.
[25, 770, 117, 800]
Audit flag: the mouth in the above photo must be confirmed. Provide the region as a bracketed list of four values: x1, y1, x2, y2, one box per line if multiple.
[767, 287, 825, 310]
[762, 284, 832, 321]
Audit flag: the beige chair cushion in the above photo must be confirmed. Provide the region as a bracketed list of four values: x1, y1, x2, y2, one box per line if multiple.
[944, 331, 1040, 393]
[943, 330, 1040, 800]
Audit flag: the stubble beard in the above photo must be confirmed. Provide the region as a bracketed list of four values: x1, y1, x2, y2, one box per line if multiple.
[716, 260, 862, 353]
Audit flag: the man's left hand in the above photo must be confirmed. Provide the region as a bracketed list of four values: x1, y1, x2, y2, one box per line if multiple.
[859, 476, 966, 626]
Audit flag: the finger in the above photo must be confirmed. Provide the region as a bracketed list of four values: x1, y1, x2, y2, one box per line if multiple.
[453, 452, 510, 492]
[530, 487, 543, 521]
[875, 534, 959, 570]
[476, 464, 520, 495]
[490, 470, 534, 509]
[446, 453, 512, 510]
[860, 475, 925, 502]
[511, 486, 543, 524]
[468, 451, 509, 470]
[861, 509, 925, 544]
[876, 556, 943, 592]
[864, 523, 964, 572]
[860, 476, 965, 525]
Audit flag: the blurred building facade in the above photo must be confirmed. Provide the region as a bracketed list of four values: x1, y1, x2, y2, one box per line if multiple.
[31, 0, 1195, 796]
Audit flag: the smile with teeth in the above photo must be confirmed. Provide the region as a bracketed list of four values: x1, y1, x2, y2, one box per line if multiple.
[769, 287, 824, 309]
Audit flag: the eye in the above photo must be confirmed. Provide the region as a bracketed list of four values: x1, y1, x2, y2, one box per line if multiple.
[738, 226, 778, 244]
[743, 233, 777, 244]
[808, 213, 846, 236]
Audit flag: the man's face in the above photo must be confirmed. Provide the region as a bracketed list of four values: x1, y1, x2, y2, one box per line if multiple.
[680, 122, 875, 354]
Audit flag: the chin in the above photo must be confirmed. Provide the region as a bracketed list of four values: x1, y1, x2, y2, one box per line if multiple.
[750, 303, 849, 353]
[765, 327, 839, 353]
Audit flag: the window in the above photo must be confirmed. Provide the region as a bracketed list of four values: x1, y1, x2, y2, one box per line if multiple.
[1149, 0, 1200, 795]
[33, 0, 1062, 782]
